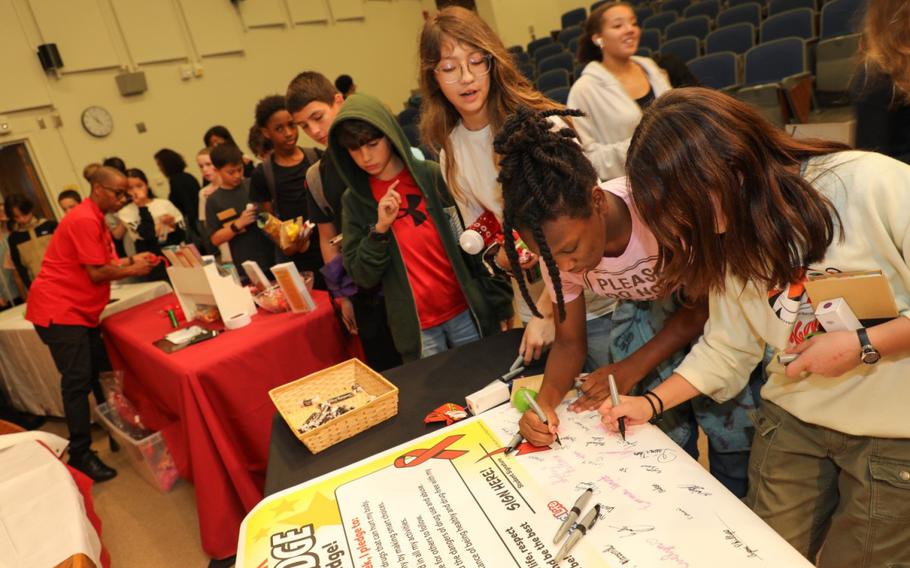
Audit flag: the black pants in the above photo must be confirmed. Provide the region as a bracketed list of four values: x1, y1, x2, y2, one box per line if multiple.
[35, 324, 110, 457]
[351, 293, 401, 372]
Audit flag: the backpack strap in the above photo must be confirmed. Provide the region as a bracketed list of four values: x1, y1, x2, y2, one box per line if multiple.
[302, 146, 321, 166]
[305, 160, 333, 218]
[262, 155, 278, 217]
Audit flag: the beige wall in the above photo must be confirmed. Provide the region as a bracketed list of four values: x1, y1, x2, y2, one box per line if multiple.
[483, 0, 589, 49]
[1, 0, 590, 217]
[1, 0, 436, 217]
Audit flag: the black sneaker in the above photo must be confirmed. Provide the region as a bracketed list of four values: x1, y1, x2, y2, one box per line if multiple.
[68, 451, 118, 482]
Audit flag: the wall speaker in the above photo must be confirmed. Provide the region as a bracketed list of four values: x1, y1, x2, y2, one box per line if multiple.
[37, 43, 63, 71]
[115, 71, 147, 96]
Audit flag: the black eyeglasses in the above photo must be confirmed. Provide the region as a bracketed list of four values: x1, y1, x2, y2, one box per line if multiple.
[99, 185, 129, 200]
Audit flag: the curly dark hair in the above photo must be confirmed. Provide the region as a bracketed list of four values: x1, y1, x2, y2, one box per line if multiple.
[255, 95, 288, 128]
[494, 107, 597, 321]
[153, 148, 187, 177]
[203, 125, 236, 147]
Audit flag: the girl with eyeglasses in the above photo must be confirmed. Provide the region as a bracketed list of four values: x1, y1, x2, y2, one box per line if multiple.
[418, 6, 615, 365]
[569, 2, 671, 181]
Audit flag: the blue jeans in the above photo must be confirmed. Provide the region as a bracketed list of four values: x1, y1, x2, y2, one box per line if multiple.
[583, 312, 614, 372]
[420, 310, 480, 358]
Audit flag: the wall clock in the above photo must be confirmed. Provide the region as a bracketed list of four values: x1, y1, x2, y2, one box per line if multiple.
[81, 106, 113, 138]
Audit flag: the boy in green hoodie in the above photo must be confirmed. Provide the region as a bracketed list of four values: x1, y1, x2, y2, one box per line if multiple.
[330, 94, 513, 361]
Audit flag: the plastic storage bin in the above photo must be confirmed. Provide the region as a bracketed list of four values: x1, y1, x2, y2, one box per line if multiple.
[94, 402, 179, 492]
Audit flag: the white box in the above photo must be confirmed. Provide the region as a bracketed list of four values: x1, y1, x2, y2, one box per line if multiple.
[814, 297, 862, 332]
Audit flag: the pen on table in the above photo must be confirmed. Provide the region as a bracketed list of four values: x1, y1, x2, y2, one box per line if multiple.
[504, 431, 523, 455]
[553, 488, 593, 544]
[608, 374, 626, 441]
[509, 354, 524, 372]
[555, 503, 601, 563]
[499, 354, 526, 382]
[523, 390, 562, 446]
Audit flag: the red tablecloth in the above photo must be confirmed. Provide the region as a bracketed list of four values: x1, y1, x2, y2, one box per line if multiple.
[101, 291, 361, 559]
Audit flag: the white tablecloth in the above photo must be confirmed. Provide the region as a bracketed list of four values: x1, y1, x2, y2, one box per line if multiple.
[0, 281, 172, 416]
[0, 434, 102, 568]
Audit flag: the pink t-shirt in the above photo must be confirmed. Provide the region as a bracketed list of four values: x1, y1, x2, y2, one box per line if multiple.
[543, 177, 661, 303]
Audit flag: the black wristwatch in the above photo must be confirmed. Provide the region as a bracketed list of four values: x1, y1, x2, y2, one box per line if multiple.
[857, 328, 881, 365]
[230, 222, 241, 234]
[367, 224, 390, 242]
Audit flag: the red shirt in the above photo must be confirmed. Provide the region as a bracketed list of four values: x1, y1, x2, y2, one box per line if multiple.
[26, 199, 116, 328]
[369, 169, 468, 329]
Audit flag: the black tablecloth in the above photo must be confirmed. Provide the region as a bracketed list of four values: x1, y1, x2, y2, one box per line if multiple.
[265, 329, 546, 495]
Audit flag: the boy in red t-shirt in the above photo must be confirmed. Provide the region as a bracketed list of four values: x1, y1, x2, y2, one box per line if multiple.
[330, 94, 513, 361]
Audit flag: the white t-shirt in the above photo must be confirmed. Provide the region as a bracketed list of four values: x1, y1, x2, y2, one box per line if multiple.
[441, 117, 614, 321]
[542, 177, 660, 304]
[116, 198, 185, 243]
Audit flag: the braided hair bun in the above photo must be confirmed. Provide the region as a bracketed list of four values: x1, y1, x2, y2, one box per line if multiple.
[494, 107, 599, 321]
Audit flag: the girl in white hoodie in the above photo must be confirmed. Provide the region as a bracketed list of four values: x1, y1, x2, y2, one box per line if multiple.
[568, 2, 671, 181]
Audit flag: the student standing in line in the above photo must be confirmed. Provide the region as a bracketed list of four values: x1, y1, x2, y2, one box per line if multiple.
[154, 148, 201, 246]
[5, 194, 57, 292]
[248, 95, 325, 289]
[203, 125, 256, 177]
[57, 189, 82, 216]
[196, 147, 225, 258]
[0, 202, 22, 309]
[418, 6, 614, 367]
[854, 0, 910, 164]
[119, 168, 186, 280]
[569, 2, 671, 182]
[286, 71, 402, 371]
[500, 107, 755, 496]
[601, 88, 910, 566]
[332, 94, 513, 361]
[206, 144, 275, 275]
[570, 2, 749, 428]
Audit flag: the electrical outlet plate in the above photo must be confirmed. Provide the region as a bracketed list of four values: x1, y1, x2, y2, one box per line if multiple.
[0, 116, 10, 135]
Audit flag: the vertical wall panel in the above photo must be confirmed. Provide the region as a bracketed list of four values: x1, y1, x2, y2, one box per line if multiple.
[328, 0, 365, 21]
[178, 0, 243, 56]
[0, 0, 51, 112]
[239, 0, 288, 28]
[28, 0, 120, 72]
[111, 0, 188, 64]
[285, 0, 330, 24]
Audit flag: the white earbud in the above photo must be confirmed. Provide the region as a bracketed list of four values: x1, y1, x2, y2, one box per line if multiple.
[595, 38, 604, 47]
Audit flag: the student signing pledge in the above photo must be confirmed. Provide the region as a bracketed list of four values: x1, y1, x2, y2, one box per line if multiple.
[238, 403, 811, 568]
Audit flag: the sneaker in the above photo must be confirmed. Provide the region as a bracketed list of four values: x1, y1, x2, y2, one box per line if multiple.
[68, 451, 118, 482]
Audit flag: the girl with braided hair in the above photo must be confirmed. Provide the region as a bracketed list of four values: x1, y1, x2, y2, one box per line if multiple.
[498, 106, 757, 497]
[418, 5, 615, 365]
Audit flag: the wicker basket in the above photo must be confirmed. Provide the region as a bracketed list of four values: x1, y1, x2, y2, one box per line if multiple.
[270, 358, 399, 454]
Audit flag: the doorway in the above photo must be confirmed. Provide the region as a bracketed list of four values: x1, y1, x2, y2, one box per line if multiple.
[0, 141, 54, 221]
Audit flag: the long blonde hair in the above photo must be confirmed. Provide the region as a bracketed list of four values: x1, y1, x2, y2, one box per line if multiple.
[418, 7, 563, 203]
[860, 0, 910, 101]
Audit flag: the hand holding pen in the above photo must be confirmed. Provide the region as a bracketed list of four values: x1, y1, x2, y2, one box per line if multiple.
[516, 391, 561, 448]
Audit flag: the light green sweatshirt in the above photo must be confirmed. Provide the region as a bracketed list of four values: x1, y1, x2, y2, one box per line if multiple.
[676, 151, 910, 437]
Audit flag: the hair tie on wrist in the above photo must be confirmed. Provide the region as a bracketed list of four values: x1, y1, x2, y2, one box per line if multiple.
[643, 391, 664, 424]
[642, 393, 658, 422]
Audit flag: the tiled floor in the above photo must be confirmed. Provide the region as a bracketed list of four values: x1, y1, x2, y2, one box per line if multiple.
[40, 418, 212, 567]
